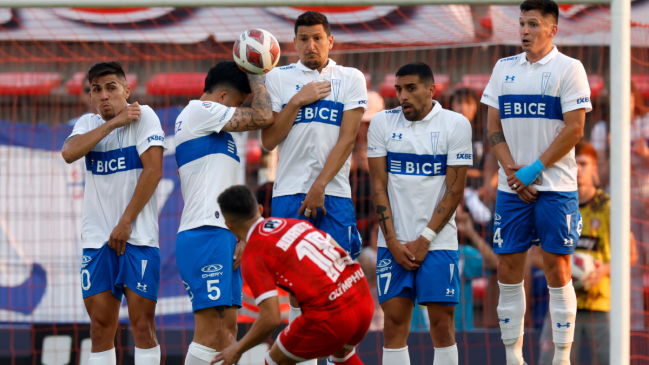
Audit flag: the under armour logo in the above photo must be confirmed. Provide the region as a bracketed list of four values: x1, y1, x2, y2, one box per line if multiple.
[137, 283, 147, 292]
[499, 318, 510, 323]
[391, 133, 403, 140]
[564, 238, 573, 246]
[557, 322, 571, 328]
[505, 75, 516, 82]
[446, 288, 455, 295]
[296, 85, 301, 91]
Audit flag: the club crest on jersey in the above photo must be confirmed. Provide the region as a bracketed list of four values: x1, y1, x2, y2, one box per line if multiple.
[542, 72, 551, 96]
[332, 79, 341, 103]
[202, 102, 212, 108]
[261, 219, 286, 235]
[505, 75, 516, 83]
[431, 132, 440, 155]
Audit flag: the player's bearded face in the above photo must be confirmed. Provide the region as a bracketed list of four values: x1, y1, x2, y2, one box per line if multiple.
[519, 10, 557, 54]
[295, 25, 333, 70]
[90, 75, 130, 120]
[395, 75, 435, 122]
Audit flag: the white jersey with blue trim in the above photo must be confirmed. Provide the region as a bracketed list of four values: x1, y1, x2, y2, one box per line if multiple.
[66, 105, 167, 249]
[481, 46, 592, 192]
[367, 102, 473, 251]
[174, 100, 239, 233]
[265, 59, 368, 198]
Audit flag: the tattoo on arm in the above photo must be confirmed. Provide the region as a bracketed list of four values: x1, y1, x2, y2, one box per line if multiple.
[376, 205, 391, 234]
[224, 76, 273, 132]
[488, 131, 506, 148]
[433, 165, 468, 232]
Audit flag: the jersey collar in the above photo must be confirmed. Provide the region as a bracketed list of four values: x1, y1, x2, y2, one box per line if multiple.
[520, 46, 558, 65]
[296, 58, 337, 72]
[246, 217, 265, 242]
[403, 100, 442, 126]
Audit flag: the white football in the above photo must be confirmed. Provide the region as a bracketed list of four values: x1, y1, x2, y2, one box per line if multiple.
[233, 29, 281, 75]
[571, 251, 595, 290]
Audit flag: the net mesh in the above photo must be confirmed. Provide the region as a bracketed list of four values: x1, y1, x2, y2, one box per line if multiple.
[0, 3, 648, 365]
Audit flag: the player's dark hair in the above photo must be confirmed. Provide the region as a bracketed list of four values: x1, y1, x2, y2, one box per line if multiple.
[218, 185, 259, 222]
[450, 88, 478, 106]
[87, 61, 127, 84]
[395, 62, 435, 85]
[575, 141, 598, 162]
[520, 0, 559, 25]
[294, 11, 331, 36]
[204, 61, 251, 94]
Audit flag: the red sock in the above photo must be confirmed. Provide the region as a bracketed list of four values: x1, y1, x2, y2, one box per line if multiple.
[331, 352, 363, 365]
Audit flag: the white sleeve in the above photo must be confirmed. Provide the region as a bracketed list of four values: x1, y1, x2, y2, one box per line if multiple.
[265, 69, 283, 113]
[480, 63, 501, 109]
[367, 112, 387, 158]
[135, 106, 167, 156]
[66, 114, 93, 142]
[446, 116, 473, 166]
[560, 61, 593, 113]
[186, 101, 236, 136]
[343, 69, 368, 112]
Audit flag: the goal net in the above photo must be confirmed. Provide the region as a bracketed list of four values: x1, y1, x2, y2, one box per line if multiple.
[0, 3, 647, 364]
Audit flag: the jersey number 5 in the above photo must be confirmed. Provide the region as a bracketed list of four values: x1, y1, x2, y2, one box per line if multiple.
[296, 231, 353, 282]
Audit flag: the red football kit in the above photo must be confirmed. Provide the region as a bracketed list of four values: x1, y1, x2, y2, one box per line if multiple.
[242, 217, 374, 362]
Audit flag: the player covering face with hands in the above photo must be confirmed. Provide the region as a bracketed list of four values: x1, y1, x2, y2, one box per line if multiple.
[211, 185, 373, 365]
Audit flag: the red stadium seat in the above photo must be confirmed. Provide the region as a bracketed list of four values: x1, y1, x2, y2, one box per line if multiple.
[588, 75, 604, 98]
[379, 73, 449, 99]
[146, 73, 205, 96]
[66, 71, 138, 94]
[0, 72, 61, 96]
[632, 74, 649, 99]
[246, 138, 262, 164]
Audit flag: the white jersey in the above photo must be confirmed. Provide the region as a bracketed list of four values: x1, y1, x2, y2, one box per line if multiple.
[367, 102, 473, 251]
[174, 100, 239, 233]
[265, 59, 368, 198]
[481, 46, 592, 192]
[67, 105, 167, 249]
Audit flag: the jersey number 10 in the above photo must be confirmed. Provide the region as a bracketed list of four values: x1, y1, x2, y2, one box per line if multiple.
[296, 231, 353, 282]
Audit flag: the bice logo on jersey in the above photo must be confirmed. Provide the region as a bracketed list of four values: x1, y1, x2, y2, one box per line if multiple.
[294, 100, 343, 126]
[261, 219, 286, 235]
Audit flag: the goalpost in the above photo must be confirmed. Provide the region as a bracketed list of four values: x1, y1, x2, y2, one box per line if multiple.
[0, 0, 631, 364]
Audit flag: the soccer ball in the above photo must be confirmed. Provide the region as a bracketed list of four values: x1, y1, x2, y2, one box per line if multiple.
[233, 29, 281, 75]
[571, 251, 595, 290]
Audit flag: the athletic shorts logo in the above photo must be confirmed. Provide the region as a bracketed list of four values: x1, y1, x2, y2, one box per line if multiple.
[81, 256, 92, 268]
[377, 259, 392, 273]
[137, 283, 147, 292]
[201, 264, 223, 273]
[260, 219, 286, 235]
[446, 288, 455, 296]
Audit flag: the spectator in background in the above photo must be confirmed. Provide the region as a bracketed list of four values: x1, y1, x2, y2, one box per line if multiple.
[67, 79, 96, 126]
[450, 88, 484, 178]
[534, 141, 637, 365]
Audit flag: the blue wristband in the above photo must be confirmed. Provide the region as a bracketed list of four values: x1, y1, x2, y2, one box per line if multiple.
[514, 159, 546, 187]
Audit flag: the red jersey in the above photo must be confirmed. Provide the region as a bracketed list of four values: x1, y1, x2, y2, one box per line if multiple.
[242, 218, 370, 322]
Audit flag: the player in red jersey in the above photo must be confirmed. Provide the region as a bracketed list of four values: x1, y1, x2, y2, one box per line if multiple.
[211, 185, 374, 365]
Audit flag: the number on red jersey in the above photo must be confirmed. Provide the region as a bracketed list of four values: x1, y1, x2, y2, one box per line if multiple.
[296, 231, 353, 282]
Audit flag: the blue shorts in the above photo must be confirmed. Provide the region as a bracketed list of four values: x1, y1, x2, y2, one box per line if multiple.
[376, 248, 460, 306]
[272, 194, 362, 260]
[81, 243, 161, 301]
[494, 190, 581, 255]
[176, 226, 243, 312]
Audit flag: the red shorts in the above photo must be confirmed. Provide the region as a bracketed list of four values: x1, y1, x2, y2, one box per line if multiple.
[276, 294, 374, 362]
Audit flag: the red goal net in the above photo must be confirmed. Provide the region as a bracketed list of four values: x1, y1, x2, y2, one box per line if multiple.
[0, 4, 648, 365]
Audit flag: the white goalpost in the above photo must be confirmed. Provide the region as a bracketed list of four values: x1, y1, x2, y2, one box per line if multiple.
[0, 0, 632, 364]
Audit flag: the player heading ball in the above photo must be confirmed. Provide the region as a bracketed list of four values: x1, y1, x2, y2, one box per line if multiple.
[212, 185, 373, 365]
[480, 0, 592, 364]
[62, 61, 166, 365]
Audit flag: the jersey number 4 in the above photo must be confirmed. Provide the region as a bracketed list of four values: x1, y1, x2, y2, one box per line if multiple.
[296, 231, 353, 282]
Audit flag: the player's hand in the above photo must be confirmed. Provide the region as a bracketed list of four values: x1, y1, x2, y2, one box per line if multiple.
[516, 185, 539, 204]
[108, 219, 131, 256]
[295, 81, 331, 107]
[387, 239, 419, 271]
[211, 334, 241, 365]
[405, 236, 429, 265]
[582, 259, 609, 289]
[506, 164, 541, 193]
[233, 241, 245, 271]
[111, 102, 141, 128]
[298, 183, 327, 220]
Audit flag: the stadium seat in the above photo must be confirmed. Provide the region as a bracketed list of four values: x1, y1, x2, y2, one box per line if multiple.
[632, 74, 649, 99]
[66, 71, 138, 94]
[146, 73, 205, 96]
[0, 72, 61, 96]
[246, 138, 262, 164]
[379, 73, 449, 99]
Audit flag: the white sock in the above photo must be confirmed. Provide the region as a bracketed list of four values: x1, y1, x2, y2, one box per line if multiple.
[503, 336, 524, 365]
[287, 306, 316, 365]
[135, 345, 160, 365]
[88, 348, 116, 365]
[265, 350, 278, 365]
[186, 342, 219, 365]
[383, 346, 410, 365]
[548, 281, 577, 365]
[433, 344, 458, 365]
[497, 281, 526, 365]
